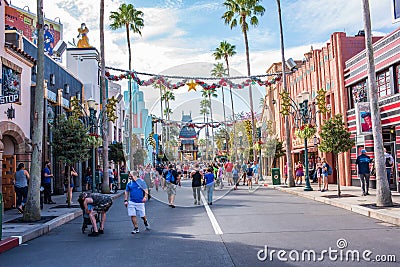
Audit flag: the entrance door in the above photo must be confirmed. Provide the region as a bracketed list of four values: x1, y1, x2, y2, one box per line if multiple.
[2, 155, 16, 209]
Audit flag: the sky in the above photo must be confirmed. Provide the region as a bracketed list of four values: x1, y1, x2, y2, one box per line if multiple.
[12, 0, 400, 121]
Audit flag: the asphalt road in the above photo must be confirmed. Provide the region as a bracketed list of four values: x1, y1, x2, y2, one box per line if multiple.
[1, 179, 400, 267]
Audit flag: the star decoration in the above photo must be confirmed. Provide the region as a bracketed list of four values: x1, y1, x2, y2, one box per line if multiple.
[187, 80, 197, 92]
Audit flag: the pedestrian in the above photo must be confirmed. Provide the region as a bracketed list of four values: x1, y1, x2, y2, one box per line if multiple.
[85, 167, 92, 191]
[163, 164, 180, 208]
[13, 163, 29, 213]
[42, 160, 56, 204]
[384, 148, 394, 185]
[241, 160, 247, 186]
[78, 192, 113, 237]
[283, 162, 288, 185]
[315, 157, 323, 191]
[217, 163, 224, 189]
[232, 164, 239, 190]
[143, 165, 152, 200]
[295, 161, 304, 185]
[64, 166, 78, 204]
[321, 158, 330, 192]
[355, 149, 372, 196]
[246, 163, 253, 189]
[124, 171, 150, 234]
[204, 168, 215, 205]
[190, 163, 203, 205]
[224, 160, 234, 186]
[252, 161, 259, 184]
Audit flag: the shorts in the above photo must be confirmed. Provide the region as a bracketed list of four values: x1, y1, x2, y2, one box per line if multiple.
[109, 177, 114, 184]
[166, 182, 177, 196]
[127, 201, 146, 217]
[296, 171, 304, 177]
[246, 175, 253, 181]
[321, 174, 328, 181]
[225, 172, 233, 179]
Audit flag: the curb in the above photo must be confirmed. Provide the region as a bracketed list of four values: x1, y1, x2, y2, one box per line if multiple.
[0, 191, 123, 254]
[270, 185, 400, 227]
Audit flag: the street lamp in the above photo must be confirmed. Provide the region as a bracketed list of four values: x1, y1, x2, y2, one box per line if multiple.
[87, 97, 98, 193]
[256, 121, 264, 181]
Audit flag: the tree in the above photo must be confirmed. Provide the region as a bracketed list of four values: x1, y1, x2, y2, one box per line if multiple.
[200, 99, 211, 160]
[361, 0, 393, 207]
[110, 3, 144, 171]
[201, 88, 218, 157]
[109, 142, 126, 165]
[52, 115, 90, 206]
[276, 0, 295, 187]
[213, 41, 237, 159]
[100, 0, 110, 193]
[23, 0, 45, 221]
[161, 90, 175, 155]
[318, 114, 355, 197]
[222, 0, 265, 157]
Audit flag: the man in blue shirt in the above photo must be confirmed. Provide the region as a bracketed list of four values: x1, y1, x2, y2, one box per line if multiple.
[355, 149, 372, 196]
[124, 171, 150, 234]
[42, 160, 55, 204]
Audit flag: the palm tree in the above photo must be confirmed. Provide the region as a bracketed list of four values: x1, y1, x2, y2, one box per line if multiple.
[276, 0, 295, 187]
[153, 83, 165, 151]
[24, 0, 45, 221]
[100, 0, 109, 193]
[222, 0, 265, 160]
[200, 99, 211, 160]
[213, 40, 237, 158]
[161, 90, 175, 154]
[361, 0, 392, 206]
[109, 3, 144, 170]
[211, 63, 228, 127]
[202, 88, 218, 158]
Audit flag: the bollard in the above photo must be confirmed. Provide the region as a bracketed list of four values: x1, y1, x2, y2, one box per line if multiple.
[0, 193, 3, 240]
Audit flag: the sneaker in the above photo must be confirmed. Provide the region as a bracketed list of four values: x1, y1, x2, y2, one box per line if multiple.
[17, 207, 24, 214]
[98, 229, 104, 234]
[197, 202, 201, 205]
[362, 192, 366, 196]
[321, 189, 325, 192]
[144, 221, 151, 230]
[194, 200, 197, 205]
[171, 205, 175, 208]
[88, 232, 99, 237]
[365, 192, 370, 195]
[131, 228, 139, 234]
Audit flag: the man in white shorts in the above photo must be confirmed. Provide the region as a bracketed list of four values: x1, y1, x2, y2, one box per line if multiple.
[124, 171, 150, 234]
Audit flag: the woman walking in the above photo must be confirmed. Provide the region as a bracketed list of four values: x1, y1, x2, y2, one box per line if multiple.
[65, 166, 78, 204]
[295, 161, 304, 185]
[190, 163, 203, 205]
[204, 168, 215, 205]
[14, 163, 30, 213]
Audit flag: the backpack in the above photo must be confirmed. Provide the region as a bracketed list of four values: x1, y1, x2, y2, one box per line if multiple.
[327, 164, 333, 175]
[166, 170, 176, 184]
[232, 168, 238, 177]
[385, 157, 393, 167]
[247, 167, 253, 176]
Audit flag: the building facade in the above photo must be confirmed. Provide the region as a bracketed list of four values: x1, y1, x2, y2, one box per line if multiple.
[345, 27, 400, 189]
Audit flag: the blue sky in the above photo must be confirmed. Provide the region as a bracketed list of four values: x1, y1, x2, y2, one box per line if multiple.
[14, 0, 400, 121]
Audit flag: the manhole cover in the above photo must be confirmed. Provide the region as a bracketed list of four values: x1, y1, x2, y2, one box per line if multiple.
[321, 194, 358, 199]
[5, 216, 57, 224]
[50, 204, 81, 209]
[359, 203, 400, 209]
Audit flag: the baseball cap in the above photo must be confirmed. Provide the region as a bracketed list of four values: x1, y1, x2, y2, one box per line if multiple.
[361, 149, 367, 154]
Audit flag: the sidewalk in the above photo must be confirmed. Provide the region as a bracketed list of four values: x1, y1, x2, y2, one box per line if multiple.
[0, 190, 123, 253]
[262, 176, 400, 226]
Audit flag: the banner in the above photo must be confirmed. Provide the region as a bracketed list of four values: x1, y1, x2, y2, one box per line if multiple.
[356, 102, 372, 135]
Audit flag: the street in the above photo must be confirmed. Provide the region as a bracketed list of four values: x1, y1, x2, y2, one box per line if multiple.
[1, 180, 399, 267]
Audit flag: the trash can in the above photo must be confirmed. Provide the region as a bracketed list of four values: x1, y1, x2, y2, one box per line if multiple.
[120, 173, 129, 190]
[271, 168, 281, 185]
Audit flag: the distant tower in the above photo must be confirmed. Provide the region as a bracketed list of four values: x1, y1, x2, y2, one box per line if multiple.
[178, 113, 198, 161]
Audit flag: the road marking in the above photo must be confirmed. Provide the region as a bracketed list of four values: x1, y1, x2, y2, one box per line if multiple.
[200, 191, 223, 235]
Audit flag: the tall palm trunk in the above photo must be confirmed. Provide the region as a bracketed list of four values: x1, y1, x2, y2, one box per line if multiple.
[24, 0, 45, 221]
[361, 0, 392, 206]
[242, 17, 256, 161]
[277, 0, 294, 187]
[209, 95, 215, 158]
[100, 0, 110, 193]
[126, 24, 134, 171]
[225, 57, 236, 161]
[159, 86, 164, 154]
[221, 86, 228, 153]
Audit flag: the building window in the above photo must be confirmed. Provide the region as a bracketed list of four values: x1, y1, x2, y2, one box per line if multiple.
[1, 65, 21, 104]
[396, 65, 400, 93]
[376, 69, 391, 97]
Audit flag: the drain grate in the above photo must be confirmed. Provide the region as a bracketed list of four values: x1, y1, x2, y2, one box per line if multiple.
[321, 194, 358, 199]
[5, 216, 57, 224]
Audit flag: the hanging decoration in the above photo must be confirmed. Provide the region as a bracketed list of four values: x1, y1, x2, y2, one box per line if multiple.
[187, 80, 197, 91]
[104, 66, 282, 91]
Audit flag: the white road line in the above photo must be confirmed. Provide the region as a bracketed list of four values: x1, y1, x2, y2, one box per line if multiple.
[200, 191, 223, 235]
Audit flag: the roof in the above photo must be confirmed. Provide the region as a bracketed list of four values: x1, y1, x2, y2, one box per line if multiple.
[179, 126, 197, 139]
[4, 42, 37, 64]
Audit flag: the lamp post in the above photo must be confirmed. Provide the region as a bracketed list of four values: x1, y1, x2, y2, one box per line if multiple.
[87, 98, 97, 193]
[256, 121, 264, 181]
